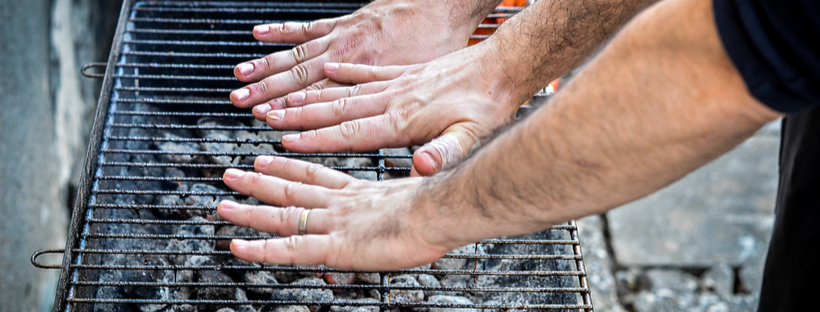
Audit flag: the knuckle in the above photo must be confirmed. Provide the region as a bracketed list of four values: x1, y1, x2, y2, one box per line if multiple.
[291, 45, 310, 63]
[301, 130, 318, 142]
[339, 120, 360, 140]
[348, 85, 361, 97]
[289, 64, 310, 85]
[279, 206, 299, 226]
[260, 55, 274, 71]
[283, 181, 303, 201]
[331, 98, 348, 117]
[304, 163, 323, 181]
[302, 21, 315, 34]
[254, 80, 271, 97]
[284, 236, 304, 255]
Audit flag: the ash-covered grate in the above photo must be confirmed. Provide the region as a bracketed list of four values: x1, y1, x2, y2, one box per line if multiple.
[33, 1, 594, 311]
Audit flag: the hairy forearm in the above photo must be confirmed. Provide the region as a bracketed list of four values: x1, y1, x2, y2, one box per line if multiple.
[421, 0, 781, 245]
[485, 0, 657, 106]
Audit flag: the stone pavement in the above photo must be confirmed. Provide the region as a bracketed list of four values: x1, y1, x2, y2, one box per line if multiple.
[578, 120, 781, 312]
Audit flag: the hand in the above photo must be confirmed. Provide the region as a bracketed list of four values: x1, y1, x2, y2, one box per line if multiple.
[217, 156, 463, 270]
[230, 0, 494, 115]
[259, 42, 527, 176]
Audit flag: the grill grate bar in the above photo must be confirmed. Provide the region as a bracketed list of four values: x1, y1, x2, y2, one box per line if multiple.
[124, 39, 292, 47]
[68, 298, 589, 310]
[115, 98, 234, 105]
[112, 74, 237, 81]
[71, 281, 587, 293]
[123, 50, 268, 59]
[111, 111, 253, 117]
[111, 123, 273, 131]
[114, 62, 236, 69]
[68, 264, 587, 276]
[114, 86, 233, 93]
[102, 149, 414, 159]
[69, 248, 581, 260]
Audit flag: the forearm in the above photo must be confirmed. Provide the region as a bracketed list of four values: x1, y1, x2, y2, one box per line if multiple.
[485, 0, 657, 106]
[421, 0, 781, 246]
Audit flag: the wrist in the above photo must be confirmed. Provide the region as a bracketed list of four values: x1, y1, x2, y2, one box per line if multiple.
[472, 36, 534, 111]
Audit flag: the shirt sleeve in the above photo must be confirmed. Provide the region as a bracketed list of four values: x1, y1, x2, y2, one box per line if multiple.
[713, 0, 820, 114]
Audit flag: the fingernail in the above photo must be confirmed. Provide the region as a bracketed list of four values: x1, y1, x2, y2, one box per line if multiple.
[224, 169, 245, 180]
[220, 200, 238, 211]
[232, 88, 250, 101]
[267, 110, 285, 121]
[256, 156, 273, 168]
[254, 25, 270, 34]
[231, 239, 249, 249]
[423, 151, 440, 171]
[282, 133, 300, 143]
[237, 63, 254, 75]
[324, 63, 340, 74]
[253, 104, 272, 115]
[288, 92, 306, 104]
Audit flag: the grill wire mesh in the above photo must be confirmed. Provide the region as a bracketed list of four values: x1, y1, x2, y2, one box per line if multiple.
[41, 1, 594, 311]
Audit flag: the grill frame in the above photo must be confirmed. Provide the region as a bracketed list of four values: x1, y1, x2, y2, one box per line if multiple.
[41, 1, 594, 311]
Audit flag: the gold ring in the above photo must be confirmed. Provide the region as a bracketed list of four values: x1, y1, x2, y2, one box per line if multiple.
[298, 209, 311, 235]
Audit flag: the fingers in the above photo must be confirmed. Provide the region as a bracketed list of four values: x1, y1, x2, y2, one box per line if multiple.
[280, 113, 409, 153]
[253, 19, 337, 44]
[412, 129, 479, 176]
[235, 39, 329, 83]
[265, 93, 389, 130]
[285, 82, 390, 107]
[324, 63, 407, 85]
[254, 156, 356, 190]
[223, 168, 333, 208]
[232, 56, 329, 108]
[218, 201, 331, 236]
[230, 235, 334, 266]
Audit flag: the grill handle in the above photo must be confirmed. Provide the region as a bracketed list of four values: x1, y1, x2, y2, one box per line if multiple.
[81, 62, 107, 78]
[31, 249, 65, 269]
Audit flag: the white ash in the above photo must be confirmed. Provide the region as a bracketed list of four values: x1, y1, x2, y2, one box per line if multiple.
[271, 277, 334, 304]
[241, 271, 279, 296]
[155, 133, 202, 163]
[387, 275, 424, 304]
[330, 298, 380, 312]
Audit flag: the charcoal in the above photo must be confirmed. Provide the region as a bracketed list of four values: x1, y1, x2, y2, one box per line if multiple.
[388, 275, 424, 304]
[260, 306, 309, 312]
[323, 272, 357, 285]
[198, 118, 282, 166]
[416, 274, 441, 297]
[164, 304, 196, 312]
[434, 244, 484, 271]
[242, 270, 279, 296]
[330, 298, 380, 312]
[155, 133, 201, 163]
[416, 275, 440, 288]
[195, 270, 242, 299]
[355, 273, 381, 285]
[423, 295, 477, 312]
[272, 277, 334, 305]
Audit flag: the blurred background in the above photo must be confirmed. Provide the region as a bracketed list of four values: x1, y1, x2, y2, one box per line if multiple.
[0, 0, 777, 311]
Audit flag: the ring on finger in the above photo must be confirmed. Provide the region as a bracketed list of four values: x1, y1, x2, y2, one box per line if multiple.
[298, 209, 311, 235]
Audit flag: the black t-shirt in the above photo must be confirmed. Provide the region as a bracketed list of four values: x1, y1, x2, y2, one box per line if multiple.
[714, 0, 820, 311]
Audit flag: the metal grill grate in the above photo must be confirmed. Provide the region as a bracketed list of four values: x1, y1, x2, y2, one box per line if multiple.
[34, 1, 593, 311]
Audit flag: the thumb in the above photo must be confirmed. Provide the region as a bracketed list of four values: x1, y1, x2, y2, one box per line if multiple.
[412, 127, 480, 177]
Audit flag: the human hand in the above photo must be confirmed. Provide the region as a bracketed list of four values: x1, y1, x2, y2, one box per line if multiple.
[230, 0, 497, 115]
[217, 156, 469, 270]
[259, 43, 527, 176]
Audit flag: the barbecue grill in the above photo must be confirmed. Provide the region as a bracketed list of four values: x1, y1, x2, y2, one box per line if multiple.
[32, 1, 594, 311]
